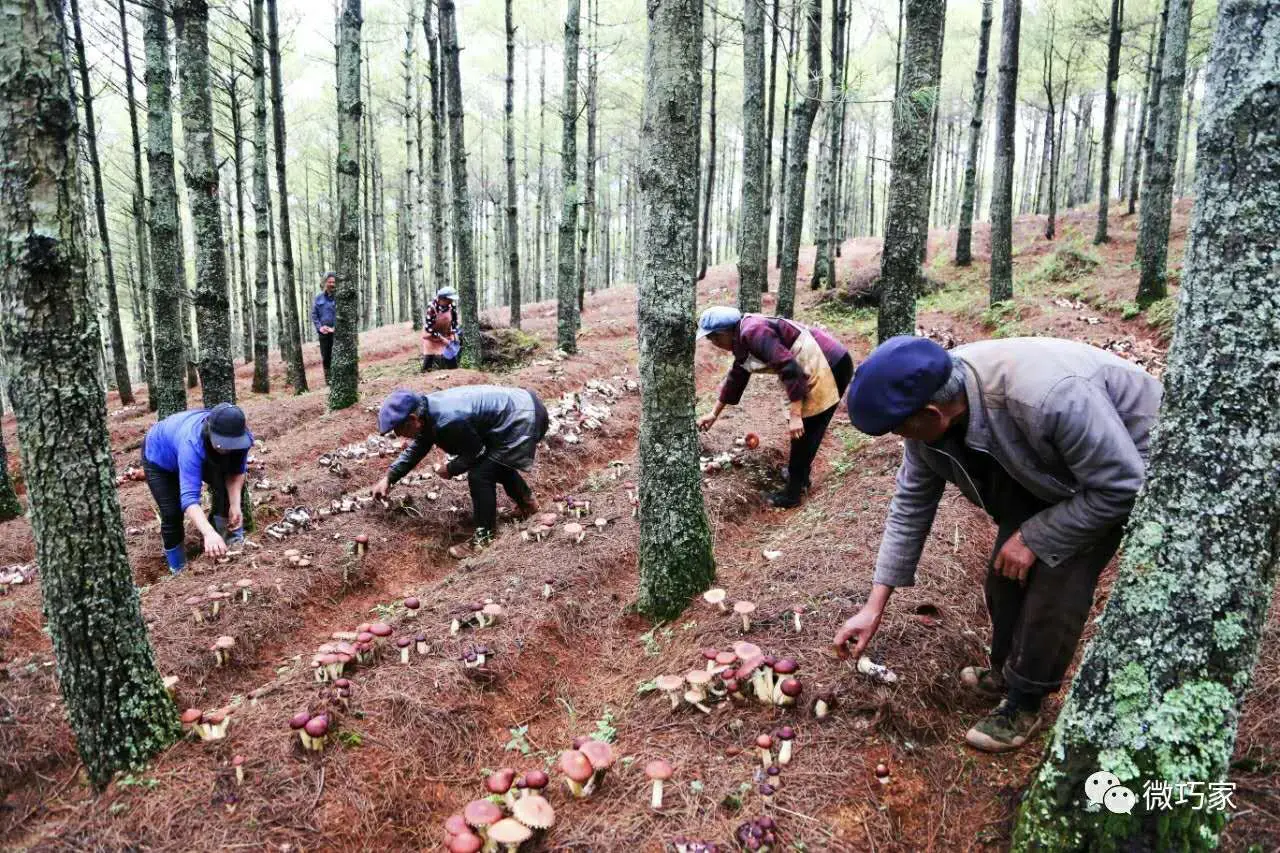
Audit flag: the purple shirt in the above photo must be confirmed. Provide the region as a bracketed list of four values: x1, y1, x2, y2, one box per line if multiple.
[718, 315, 850, 406]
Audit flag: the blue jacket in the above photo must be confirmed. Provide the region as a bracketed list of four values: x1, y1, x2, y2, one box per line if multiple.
[144, 410, 253, 511]
[312, 290, 337, 334]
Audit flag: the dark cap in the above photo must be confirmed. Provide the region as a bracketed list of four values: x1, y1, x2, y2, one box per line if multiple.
[378, 390, 421, 435]
[846, 336, 952, 436]
[206, 403, 253, 451]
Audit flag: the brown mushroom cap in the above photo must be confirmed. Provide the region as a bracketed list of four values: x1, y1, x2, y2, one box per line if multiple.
[756, 734, 774, 749]
[482, 603, 504, 617]
[523, 769, 550, 790]
[580, 739, 614, 771]
[511, 794, 556, 830]
[776, 725, 795, 741]
[303, 715, 329, 737]
[735, 654, 768, 681]
[288, 711, 311, 730]
[444, 813, 469, 836]
[559, 749, 594, 783]
[780, 678, 803, 698]
[875, 762, 890, 778]
[645, 759, 674, 781]
[214, 635, 236, 650]
[357, 631, 375, 644]
[773, 658, 798, 675]
[715, 651, 738, 667]
[180, 708, 203, 725]
[487, 818, 533, 846]
[404, 597, 420, 610]
[369, 622, 393, 638]
[184, 595, 205, 607]
[485, 768, 517, 795]
[232, 754, 244, 767]
[447, 831, 483, 853]
[396, 637, 412, 649]
[732, 641, 762, 659]
[355, 534, 369, 545]
[463, 798, 503, 829]
[700, 647, 720, 661]
[204, 710, 226, 725]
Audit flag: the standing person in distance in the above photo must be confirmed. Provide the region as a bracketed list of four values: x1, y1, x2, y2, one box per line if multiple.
[141, 403, 254, 574]
[696, 306, 854, 508]
[313, 272, 338, 383]
[421, 286, 462, 372]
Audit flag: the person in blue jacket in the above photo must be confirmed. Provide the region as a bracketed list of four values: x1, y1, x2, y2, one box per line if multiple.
[313, 272, 337, 382]
[141, 403, 254, 573]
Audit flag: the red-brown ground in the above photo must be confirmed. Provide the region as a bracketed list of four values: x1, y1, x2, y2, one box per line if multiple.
[2, 202, 1276, 852]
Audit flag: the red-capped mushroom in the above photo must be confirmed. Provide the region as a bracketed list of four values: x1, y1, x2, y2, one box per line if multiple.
[353, 534, 369, 558]
[744, 432, 760, 450]
[522, 769, 550, 798]
[646, 759, 673, 809]
[875, 762, 890, 785]
[485, 767, 518, 807]
[403, 596, 420, 615]
[446, 831, 483, 853]
[396, 636, 412, 664]
[304, 714, 329, 751]
[559, 750, 593, 798]
[463, 798, 503, 831]
[232, 754, 245, 785]
[755, 734, 773, 768]
[776, 726, 796, 765]
[778, 678, 803, 706]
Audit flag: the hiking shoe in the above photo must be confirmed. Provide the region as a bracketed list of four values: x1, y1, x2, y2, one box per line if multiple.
[960, 666, 1006, 700]
[448, 529, 493, 560]
[765, 490, 802, 509]
[965, 700, 1042, 753]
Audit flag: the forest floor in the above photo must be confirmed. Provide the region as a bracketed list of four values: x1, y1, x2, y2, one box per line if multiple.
[3, 201, 1278, 852]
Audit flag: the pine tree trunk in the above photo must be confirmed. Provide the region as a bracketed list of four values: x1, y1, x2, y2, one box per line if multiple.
[1015, 3, 1280, 844]
[575, 0, 597, 316]
[370, 140, 389, 329]
[360, 50, 375, 331]
[440, 0, 481, 367]
[737, 0, 768, 312]
[329, 0, 363, 408]
[0, 0, 180, 785]
[776, 0, 822, 319]
[227, 68, 254, 365]
[556, 0, 581, 353]
[1175, 65, 1198, 196]
[1136, 0, 1191, 305]
[504, 0, 522, 328]
[1131, 15, 1166, 215]
[412, 67, 425, 327]
[424, 3, 449, 299]
[402, 4, 418, 329]
[774, 2, 798, 267]
[1094, 0, 1124, 243]
[955, 0, 994, 265]
[143, 0, 187, 417]
[812, 0, 846, 290]
[761, 0, 782, 286]
[117, 0, 158, 408]
[877, 0, 946, 341]
[536, 44, 547, 301]
[0, 384, 21, 522]
[635, 0, 716, 621]
[251, 0, 271, 394]
[70, 0, 134, 405]
[989, 0, 1022, 304]
[697, 22, 718, 282]
[173, 0, 235, 406]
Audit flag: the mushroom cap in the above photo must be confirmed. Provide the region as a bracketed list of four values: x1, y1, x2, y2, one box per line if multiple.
[559, 749, 594, 783]
[523, 769, 550, 789]
[356, 622, 371, 633]
[303, 715, 329, 737]
[369, 622, 393, 638]
[735, 655, 768, 681]
[766, 765, 781, 777]
[645, 759, 674, 781]
[482, 603, 504, 617]
[780, 678, 803, 697]
[235, 578, 254, 589]
[875, 762, 890, 778]
[655, 674, 684, 692]
[685, 669, 712, 687]
[701, 647, 720, 661]
[722, 678, 740, 693]
[536, 512, 560, 527]
[580, 739, 614, 771]
[415, 632, 427, 642]
[444, 813, 469, 836]
[180, 708, 203, 725]
[232, 755, 244, 767]
[446, 831, 483, 853]
[484, 768, 517, 795]
[288, 711, 312, 730]
[511, 794, 556, 830]
[702, 588, 726, 604]
[744, 432, 761, 449]
[776, 725, 795, 741]
[732, 641, 762, 660]
[404, 596, 420, 609]
[487, 818, 533, 846]
[163, 675, 180, 689]
[214, 635, 236, 650]
[773, 658, 798, 675]
[357, 632, 375, 644]
[204, 710, 226, 725]
[562, 522, 584, 536]
[333, 678, 351, 688]
[756, 734, 774, 749]
[354, 534, 369, 545]
[396, 637, 412, 649]
[335, 641, 357, 656]
[715, 651, 738, 666]
[683, 689, 706, 705]
[462, 798, 503, 828]
[734, 601, 756, 615]
[184, 595, 204, 606]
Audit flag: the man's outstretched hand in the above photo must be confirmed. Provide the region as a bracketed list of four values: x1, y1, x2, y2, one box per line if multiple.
[370, 476, 391, 500]
[833, 605, 883, 660]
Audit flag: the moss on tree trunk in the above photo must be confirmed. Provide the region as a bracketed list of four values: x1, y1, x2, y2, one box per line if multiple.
[1014, 3, 1280, 846]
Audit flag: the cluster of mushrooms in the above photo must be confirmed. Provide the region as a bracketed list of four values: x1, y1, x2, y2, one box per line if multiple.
[288, 711, 332, 751]
[749, 726, 800, 802]
[443, 768, 557, 852]
[184, 578, 256, 624]
[449, 600, 505, 635]
[652, 642, 804, 714]
[180, 705, 233, 741]
[733, 816, 781, 851]
[558, 737, 615, 798]
[521, 510, 609, 545]
[310, 621, 398, 681]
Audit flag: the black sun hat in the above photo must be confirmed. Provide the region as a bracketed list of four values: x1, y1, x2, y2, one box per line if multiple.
[205, 403, 253, 451]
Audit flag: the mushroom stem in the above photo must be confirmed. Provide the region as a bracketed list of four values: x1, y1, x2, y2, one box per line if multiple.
[542, 581, 552, 599]
[793, 611, 802, 633]
[651, 779, 665, 810]
[399, 646, 410, 664]
[191, 608, 203, 624]
[740, 612, 751, 632]
[564, 778, 584, 799]
[778, 741, 793, 765]
[450, 619, 461, 636]
[757, 746, 772, 767]
[211, 600, 221, 618]
[814, 698, 829, 719]
[416, 638, 429, 656]
[751, 671, 770, 704]
[235, 765, 244, 785]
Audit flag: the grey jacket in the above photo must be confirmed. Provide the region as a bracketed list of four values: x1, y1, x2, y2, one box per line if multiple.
[387, 386, 545, 484]
[873, 338, 1163, 588]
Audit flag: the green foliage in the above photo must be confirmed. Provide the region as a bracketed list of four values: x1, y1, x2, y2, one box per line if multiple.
[1145, 297, 1177, 342]
[337, 729, 363, 747]
[980, 300, 1028, 338]
[590, 708, 618, 743]
[117, 773, 161, 790]
[1026, 242, 1102, 288]
[504, 725, 533, 755]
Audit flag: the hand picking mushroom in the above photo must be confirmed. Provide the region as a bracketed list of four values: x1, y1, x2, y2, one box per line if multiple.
[646, 759, 674, 809]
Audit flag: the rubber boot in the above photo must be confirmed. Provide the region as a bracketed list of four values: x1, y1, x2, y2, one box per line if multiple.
[164, 545, 187, 575]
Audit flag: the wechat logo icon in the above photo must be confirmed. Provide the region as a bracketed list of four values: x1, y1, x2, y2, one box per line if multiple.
[1085, 770, 1136, 815]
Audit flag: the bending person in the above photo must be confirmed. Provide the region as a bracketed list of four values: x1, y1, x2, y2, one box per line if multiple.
[372, 386, 548, 558]
[833, 336, 1162, 753]
[142, 403, 254, 574]
[421, 287, 461, 372]
[696, 306, 853, 508]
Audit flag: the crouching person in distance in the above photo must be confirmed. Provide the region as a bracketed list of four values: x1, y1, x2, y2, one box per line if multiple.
[372, 386, 549, 558]
[142, 403, 254, 574]
[833, 336, 1162, 753]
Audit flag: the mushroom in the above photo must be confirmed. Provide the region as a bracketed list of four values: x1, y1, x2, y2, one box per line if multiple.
[737, 655, 771, 704]
[701, 647, 721, 672]
[790, 605, 804, 633]
[536, 511, 559, 527]
[487, 818, 533, 852]
[485, 768, 518, 808]
[542, 576, 555, 599]
[722, 677, 745, 702]
[702, 588, 727, 611]
[812, 690, 836, 720]
[480, 603, 504, 627]
[771, 659, 798, 704]
[655, 674, 685, 710]
[777, 678, 803, 706]
[732, 641, 762, 660]
[856, 655, 899, 684]
[875, 762, 890, 785]
[163, 675, 179, 699]
[646, 759, 673, 810]
[580, 740, 615, 793]
[759, 782, 776, 803]
[744, 432, 760, 450]
[415, 632, 429, 656]
[202, 709, 230, 741]
[775, 726, 796, 765]
[290, 711, 313, 749]
[446, 832, 483, 853]
[235, 578, 254, 603]
[354, 534, 369, 557]
[185, 595, 205, 623]
[559, 750, 594, 798]
[734, 600, 756, 632]
[396, 636, 412, 664]
[562, 522, 585, 544]
[714, 650, 738, 673]
[180, 707, 203, 737]
[463, 798, 504, 833]
[766, 764, 783, 789]
[212, 635, 236, 667]
[755, 734, 773, 768]
[444, 814, 469, 837]
[511, 793, 555, 829]
[404, 596, 420, 616]
[304, 714, 329, 751]
[233, 754, 245, 785]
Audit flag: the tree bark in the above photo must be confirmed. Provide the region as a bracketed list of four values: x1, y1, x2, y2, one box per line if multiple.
[439, 0, 481, 367]
[251, 0, 271, 394]
[774, 2, 798, 266]
[776, 0, 822, 319]
[504, 0, 522, 328]
[1131, 13, 1166, 215]
[69, 0, 133, 404]
[812, 0, 847, 290]
[576, 0, 597, 315]
[761, 0, 782, 288]
[0, 0, 180, 786]
[535, 43, 547, 301]
[636, 0, 716, 621]
[1175, 65, 1198, 196]
[876, 0, 947, 341]
[226, 63, 254, 365]
[0, 382, 20, 521]
[1094, 0, 1125, 243]
[173, 0, 235, 406]
[1014, 2, 1280, 844]
[737, 0, 768, 311]
[1136, 0, 1192, 305]
[697, 19, 718, 282]
[423, 2, 449, 298]
[556, 0, 581, 353]
[988, 0, 1021, 305]
[955, 0, 994, 265]
[402, 4, 418, 329]
[329, 0, 362, 409]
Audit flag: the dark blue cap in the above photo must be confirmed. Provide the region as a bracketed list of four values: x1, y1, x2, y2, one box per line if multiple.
[378, 390, 421, 435]
[846, 336, 952, 436]
[206, 403, 252, 451]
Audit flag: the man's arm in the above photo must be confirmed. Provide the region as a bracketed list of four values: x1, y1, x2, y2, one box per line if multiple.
[178, 442, 224, 552]
[386, 433, 434, 486]
[438, 421, 487, 477]
[311, 295, 324, 333]
[871, 440, 948, 588]
[1018, 380, 1146, 566]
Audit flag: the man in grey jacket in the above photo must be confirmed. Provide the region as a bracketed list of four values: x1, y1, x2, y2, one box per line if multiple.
[833, 335, 1163, 752]
[372, 386, 549, 558]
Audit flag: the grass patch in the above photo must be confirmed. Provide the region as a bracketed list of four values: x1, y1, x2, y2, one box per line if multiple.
[809, 300, 877, 343]
[919, 270, 984, 316]
[1025, 241, 1101, 288]
[479, 326, 542, 372]
[981, 300, 1031, 338]
[1144, 296, 1177, 343]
